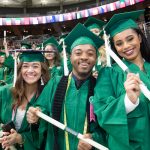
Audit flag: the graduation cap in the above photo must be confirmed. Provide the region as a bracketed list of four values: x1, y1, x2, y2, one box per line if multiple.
[84, 17, 106, 30]
[64, 23, 104, 54]
[104, 10, 144, 38]
[19, 50, 45, 62]
[43, 36, 59, 48]
[58, 34, 69, 52]
[21, 43, 32, 49]
[59, 33, 68, 41]
[0, 51, 6, 57]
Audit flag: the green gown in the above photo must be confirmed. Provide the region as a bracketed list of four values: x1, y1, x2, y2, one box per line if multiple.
[0, 55, 14, 86]
[49, 66, 62, 78]
[34, 75, 107, 150]
[0, 84, 45, 150]
[91, 59, 150, 150]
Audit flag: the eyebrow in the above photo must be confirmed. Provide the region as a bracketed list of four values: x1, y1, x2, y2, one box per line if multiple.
[115, 35, 134, 42]
[23, 62, 40, 65]
[74, 48, 95, 51]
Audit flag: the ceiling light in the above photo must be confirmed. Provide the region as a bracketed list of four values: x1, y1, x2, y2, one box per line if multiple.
[3, 0, 9, 4]
[41, 0, 47, 4]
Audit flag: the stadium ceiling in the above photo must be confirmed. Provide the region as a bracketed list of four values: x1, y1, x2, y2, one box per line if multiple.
[0, 0, 92, 8]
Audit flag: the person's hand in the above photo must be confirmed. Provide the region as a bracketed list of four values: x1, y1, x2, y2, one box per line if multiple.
[3, 41, 9, 57]
[26, 107, 40, 124]
[78, 133, 93, 150]
[3, 40, 7, 48]
[1, 129, 23, 148]
[0, 131, 9, 144]
[124, 73, 141, 104]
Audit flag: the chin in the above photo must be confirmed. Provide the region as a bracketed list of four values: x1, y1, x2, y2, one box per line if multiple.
[124, 56, 136, 61]
[26, 81, 37, 85]
[79, 71, 91, 77]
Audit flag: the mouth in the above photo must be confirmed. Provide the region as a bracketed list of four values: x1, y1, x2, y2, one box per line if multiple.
[124, 49, 134, 56]
[80, 62, 89, 68]
[26, 74, 36, 79]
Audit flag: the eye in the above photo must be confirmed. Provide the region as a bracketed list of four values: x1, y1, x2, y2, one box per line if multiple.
[22, 64, 28, 68]
[127, 37, 134, 42]
[115, 42, 123, 47]
[33, 65, 40, 69]
[88, 51, 95, 56]
[74, 50, 81, 55]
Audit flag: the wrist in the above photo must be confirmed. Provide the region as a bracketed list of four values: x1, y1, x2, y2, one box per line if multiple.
[17, 134, 24, 145]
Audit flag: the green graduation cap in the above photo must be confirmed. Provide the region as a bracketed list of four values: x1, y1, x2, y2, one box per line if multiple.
[104, 10, 144, 38]
[43, 36, 59, 48]
[0, 51, 6, 57]
[84, 17, 106, 30]
[59, 33, 68, 41]
[56, 34, 68, 53]
[21, 42, 31, 49]
[19, 50, 45, 62]
[64, 23, 104, 54]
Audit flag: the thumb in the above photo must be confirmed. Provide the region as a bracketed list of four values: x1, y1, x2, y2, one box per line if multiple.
[83, 133, 92, 139]
[10, 129, 16, 134]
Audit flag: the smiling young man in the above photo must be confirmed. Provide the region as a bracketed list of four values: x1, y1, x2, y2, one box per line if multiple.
[26, 23, 107, 150]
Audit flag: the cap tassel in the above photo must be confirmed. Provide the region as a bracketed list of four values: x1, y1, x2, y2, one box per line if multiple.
[13, 51, 17, 87]
[62, 40, 69, 76]
[4, 31, 7, 51]
[104, 29, 111, 67]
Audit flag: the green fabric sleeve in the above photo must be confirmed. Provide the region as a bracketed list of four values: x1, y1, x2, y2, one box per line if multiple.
[4, 55, 14, 69]
[91, 67, 130, 149]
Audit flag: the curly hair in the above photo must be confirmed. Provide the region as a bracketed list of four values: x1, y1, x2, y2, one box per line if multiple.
[11, 62, 50, 107]
[110, 27, 150, 63]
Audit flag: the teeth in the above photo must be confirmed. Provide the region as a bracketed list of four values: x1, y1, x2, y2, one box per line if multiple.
[124, 49, 133, 55]
[81, 63, 88, 66]
[26, 75, 35, 78]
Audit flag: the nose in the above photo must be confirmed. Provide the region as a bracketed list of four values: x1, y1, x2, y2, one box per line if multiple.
[27, 66, 34, 72]
[80, 52, 88, 60]
[123, 41, 130, 50]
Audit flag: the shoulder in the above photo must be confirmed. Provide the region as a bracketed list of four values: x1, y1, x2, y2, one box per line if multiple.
[0, 83, 12, 93]
[41, 76, 63, 94]
[0, 84, 13, 103]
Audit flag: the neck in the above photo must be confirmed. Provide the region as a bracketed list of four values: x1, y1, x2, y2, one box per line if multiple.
[48, 60, 55, 67]
[130, 55, 144, 71]
[72, 70, 91, 81]
[24, 83, 38, 101]
[0, 63, 3, 67]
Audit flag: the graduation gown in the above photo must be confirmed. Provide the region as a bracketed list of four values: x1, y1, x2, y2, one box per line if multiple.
[91, 59, 150, 150]
[34, 75, 107, 150]
[0, 55, 14, 86]
[0, 84, 43, 150]
[49, 66, 62, 78]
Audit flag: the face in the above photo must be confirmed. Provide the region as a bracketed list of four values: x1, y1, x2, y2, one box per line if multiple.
[21, 62, 42, 85]
[90, 28, 101, 36]
[70, 44, 97, 79]
[44, 45, 56, 60]
[113, 29, 142, 62]
[32, 44, 36, 50]
[0, 56, 5, 64]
